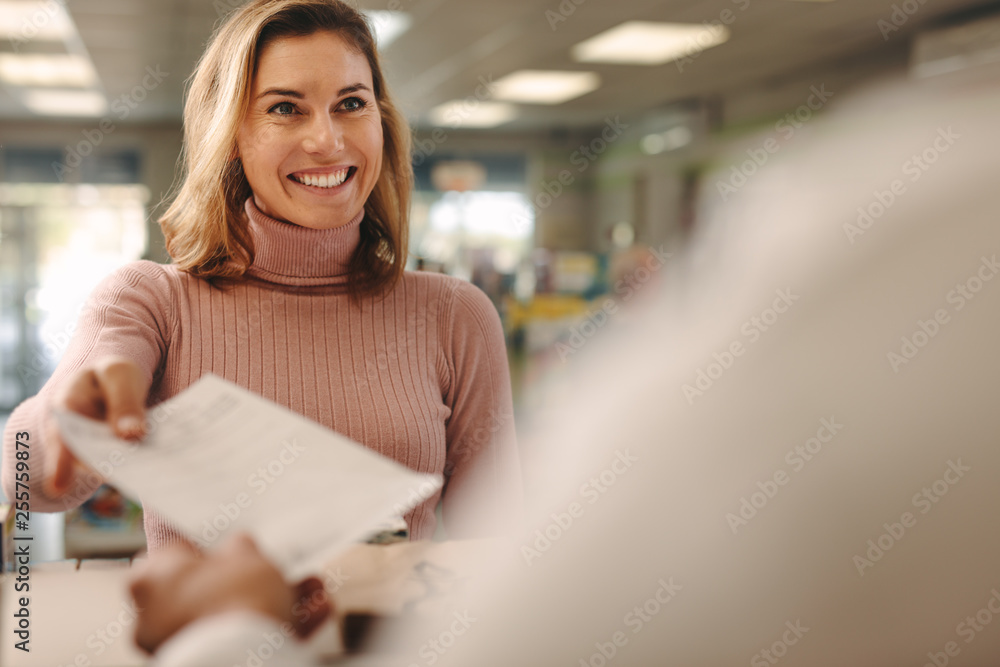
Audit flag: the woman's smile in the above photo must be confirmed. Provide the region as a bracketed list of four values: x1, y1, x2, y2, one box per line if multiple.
[289, 166, 355, 189]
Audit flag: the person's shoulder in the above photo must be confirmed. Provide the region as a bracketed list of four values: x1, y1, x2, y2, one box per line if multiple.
[105, 259, 178, 283]
[400, 271, 495, 314]
[91, 260, 180, 305]
[399, 269, 463, 290]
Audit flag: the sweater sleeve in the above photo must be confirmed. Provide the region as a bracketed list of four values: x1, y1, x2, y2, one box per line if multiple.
[439, 280, 523, 538]
[1, 260, 174, 512]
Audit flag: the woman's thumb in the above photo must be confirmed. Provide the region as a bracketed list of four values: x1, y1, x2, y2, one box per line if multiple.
[94, 358, 149, 440]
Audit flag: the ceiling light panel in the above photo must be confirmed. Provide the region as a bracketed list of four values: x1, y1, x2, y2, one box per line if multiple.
[428, 101, 519, 128]
[0, 53, 98, 87]
[491, 70, 600, 105]
[22, 88, 107, 116]
[363, 10, 412, 50]
[0, 0, 76, 41]
[572, 21, 731, 65]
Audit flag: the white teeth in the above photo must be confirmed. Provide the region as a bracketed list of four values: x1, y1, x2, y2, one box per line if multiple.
[295, 169, 349, 188]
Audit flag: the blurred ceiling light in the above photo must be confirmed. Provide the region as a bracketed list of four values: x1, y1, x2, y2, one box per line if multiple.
[0, 53, 98, 87]
[363, 10, 412, 49]
[911, 11, 1000, 79]
[611, 222, 635, 248]
[640, 126, 694, 154]
[22, 88, 107, 116]
[491, 70, 600, 104]
[428, 100, 518, 128]
[572, 21, 730, 65]
[0, 0, 76, 41]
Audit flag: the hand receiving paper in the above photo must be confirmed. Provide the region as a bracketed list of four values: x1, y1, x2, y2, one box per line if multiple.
[128, 533, 332, 654]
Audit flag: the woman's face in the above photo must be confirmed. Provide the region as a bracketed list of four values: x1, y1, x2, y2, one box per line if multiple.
[237, 30, 383, 230]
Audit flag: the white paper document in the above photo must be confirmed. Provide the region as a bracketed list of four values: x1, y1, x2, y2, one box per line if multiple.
[55, 374, 442, 578]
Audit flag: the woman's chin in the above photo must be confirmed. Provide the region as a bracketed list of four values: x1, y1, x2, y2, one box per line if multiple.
[286, 204, 361, 230]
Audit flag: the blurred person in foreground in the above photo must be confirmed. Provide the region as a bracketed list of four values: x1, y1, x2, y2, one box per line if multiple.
[413, 68, 1000, 665]
[130, 61, 1000, 666]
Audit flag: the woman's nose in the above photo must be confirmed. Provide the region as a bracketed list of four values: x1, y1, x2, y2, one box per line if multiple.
[302, 115, 344, 155]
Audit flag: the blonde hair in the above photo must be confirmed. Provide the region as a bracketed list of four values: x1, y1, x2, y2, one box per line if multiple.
[159, 0, 412, 298]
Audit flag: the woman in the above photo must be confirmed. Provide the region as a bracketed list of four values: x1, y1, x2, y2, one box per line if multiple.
[1, 0, 522, 549]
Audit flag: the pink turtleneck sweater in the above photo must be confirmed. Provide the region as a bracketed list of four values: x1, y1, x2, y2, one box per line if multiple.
[1, 199, 522, 550]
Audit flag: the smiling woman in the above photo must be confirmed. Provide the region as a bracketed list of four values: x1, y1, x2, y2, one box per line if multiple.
[163, 0, 412, 295]
[1, 0, 523, 558]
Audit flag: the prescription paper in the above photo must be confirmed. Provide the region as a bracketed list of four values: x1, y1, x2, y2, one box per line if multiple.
[54, 374, 442, 578]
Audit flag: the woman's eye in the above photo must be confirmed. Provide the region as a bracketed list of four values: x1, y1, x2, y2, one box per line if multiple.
[270, 102, 296, 115]
[342, 97, 367, 112]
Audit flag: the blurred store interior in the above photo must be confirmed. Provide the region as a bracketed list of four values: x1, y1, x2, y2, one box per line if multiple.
[1, 0, 999, 557]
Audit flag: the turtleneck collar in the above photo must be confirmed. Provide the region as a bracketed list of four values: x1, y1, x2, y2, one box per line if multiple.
[243, 197, 364, 287]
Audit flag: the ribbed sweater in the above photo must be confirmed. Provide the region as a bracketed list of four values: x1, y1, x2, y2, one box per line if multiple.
[1, 198, 523, 551]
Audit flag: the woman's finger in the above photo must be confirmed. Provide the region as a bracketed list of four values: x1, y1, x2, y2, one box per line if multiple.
[93, 357, 149, 440]
[52, 439, 79, 494]
[43, 415, 72, 496]
[57, 367, 105, 419]
[42, 410, 98, 497]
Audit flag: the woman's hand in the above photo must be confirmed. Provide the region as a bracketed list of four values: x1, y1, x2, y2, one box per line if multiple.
[42, 355, 149, 498]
